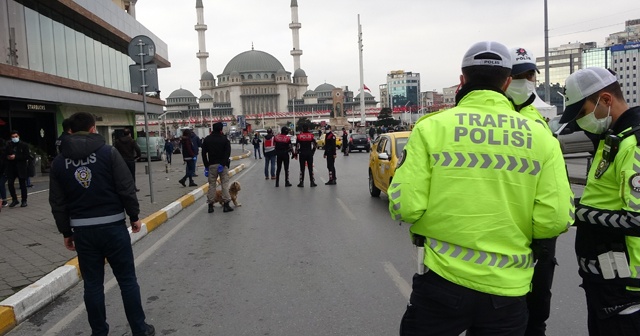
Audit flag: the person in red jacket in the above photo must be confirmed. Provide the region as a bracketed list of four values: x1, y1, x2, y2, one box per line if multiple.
[274, 127, 293, 187]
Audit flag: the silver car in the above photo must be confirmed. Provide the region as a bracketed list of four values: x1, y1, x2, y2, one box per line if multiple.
[549, 116, 595, 154]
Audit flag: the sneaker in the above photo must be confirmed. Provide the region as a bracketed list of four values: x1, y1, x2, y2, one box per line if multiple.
[20, 201, 27, 207]
[141, 323, 155, 336]
[271, 176, 276, 180]
[189, 182, 198, 187]
[310, 182, 317, 187]
[1, 200, 7, 206]
[265, 177, 269, 180]
[297, 183, 304, 188]
[178, 178, 186, 187]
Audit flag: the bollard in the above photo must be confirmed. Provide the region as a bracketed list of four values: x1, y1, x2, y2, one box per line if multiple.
[165, 164, 169, 173]
[145, 165, 149, 175]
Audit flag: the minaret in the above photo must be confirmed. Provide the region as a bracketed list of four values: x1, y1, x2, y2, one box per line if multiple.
[195, 0, 209, 76]
[289, 0, 303, 71]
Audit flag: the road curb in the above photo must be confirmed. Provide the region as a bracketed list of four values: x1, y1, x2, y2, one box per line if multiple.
[0, 163, 246, 335]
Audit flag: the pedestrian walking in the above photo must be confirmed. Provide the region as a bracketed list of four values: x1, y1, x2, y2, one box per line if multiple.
[49, 112, 155, 336]
[388, 41, 574, 336]
[368, 126, 376, 140]
[504, 46, 558, 336]
[0, 138, 7, 210]
[274, 127, 293, 187]
[263, 129, 276, 179]
[179, 129, 197, 187]
[341, 128, 349, 156]
[251, 133, 262, 159]
[5, 130, 30, 207]
[559, 67, 640, 336]
[295, 124, 317, 187]
[55, 118, 71, 154]
[190, 131, 201, 177]
[114, 129, 141, 192]
[202, 122, 234, 213]
[164, 139, 174, 165]
[323, 125, 337, 185]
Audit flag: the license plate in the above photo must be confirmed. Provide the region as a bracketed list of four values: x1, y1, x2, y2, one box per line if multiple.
[357, 145, 364, 148]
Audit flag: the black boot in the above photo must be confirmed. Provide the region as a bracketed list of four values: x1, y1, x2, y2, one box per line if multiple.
[285, 180, 292, 187]
[310, 180, 317, 187]
[275, 177, 279, 187]
[8, 200, 19, 208]
[179, 177, 186, 187]
[208, 203, 214, 213]
[20, 200, 27, 207]
[223, 201, 234, 212]
[188, 178, 197, 187]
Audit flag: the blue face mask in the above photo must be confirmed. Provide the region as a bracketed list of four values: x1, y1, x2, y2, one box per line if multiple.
[11, 137, 19, 143]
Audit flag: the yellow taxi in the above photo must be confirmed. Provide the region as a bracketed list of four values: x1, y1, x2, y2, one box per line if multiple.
[316, 132, 342, 149]
[368, 131, 411, 197]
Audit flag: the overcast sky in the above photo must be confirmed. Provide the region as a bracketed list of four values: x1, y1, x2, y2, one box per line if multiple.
[135, 1, 640, 100]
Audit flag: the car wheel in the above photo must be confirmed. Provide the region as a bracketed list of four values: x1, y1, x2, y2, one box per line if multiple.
[366, 149, 370, 153]
[369, 170, 381, 197]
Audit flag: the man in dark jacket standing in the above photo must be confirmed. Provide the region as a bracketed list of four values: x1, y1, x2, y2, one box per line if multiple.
[114, 129, 141, 192]
[202, 122, 234, 213]
[296, 124, 317, 187]
[49, 112, 155, 336]
[341, 128, 349, 156]
[5, 130, 30, 207]
[190, 131, 201, 177]
[323, 125, 337, 185]
[274, 127, 293, 187]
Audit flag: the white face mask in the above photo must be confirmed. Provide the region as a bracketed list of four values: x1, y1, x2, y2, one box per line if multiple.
[505, 79, 536, 105]
[576, 97, 611, 134]
[326, 130, 331, 134]
[11, 137, 19, 143]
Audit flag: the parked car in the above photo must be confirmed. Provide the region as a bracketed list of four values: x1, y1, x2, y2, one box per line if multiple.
[316, 132, 342, 149]
[548, 116, 595, 154]
[347, 134, 371, 152]
[369, 131, 411, 197]
[136, 136, 164, 161]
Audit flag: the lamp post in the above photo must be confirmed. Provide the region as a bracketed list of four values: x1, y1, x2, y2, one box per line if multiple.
[404, 101, 410, 126]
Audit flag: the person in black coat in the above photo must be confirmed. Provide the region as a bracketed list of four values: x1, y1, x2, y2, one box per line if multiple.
[0, 138, 7, 209]
[5, 130, 30, 207]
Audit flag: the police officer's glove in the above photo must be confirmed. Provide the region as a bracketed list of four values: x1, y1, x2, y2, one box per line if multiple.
[204, 168, 209, 177]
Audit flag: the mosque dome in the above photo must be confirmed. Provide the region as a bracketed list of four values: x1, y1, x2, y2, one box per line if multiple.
[303, 90, 317, 96]
[167, 88, 196, 99]
[201, 71, 215, 81]
[314, 83, 336, 92]
[276, 68, 287, 76]
[221, 50, 286, 75]
[293, 68, 307, 77]
[230, 70, 240, 77]
[355, 92, 374, 98]
[200, 94, 213, 100]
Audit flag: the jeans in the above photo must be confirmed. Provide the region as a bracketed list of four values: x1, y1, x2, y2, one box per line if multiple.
[400, 271, 527, 336]
[264, 154, 276, 177]
[125, 160, 136, 186]
[184, 159, 195, 178]
[165, 151, 172, 164]
[190, 156, 198, 175]
[254, 148, 262, 159]
[73, 223, 147, 336]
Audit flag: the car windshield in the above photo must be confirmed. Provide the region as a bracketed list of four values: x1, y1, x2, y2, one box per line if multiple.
[396, 138, 409, 156]
[352, 134, 367, 139]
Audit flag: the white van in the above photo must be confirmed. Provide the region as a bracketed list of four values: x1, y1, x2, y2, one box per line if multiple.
[136, 136, 165, 161]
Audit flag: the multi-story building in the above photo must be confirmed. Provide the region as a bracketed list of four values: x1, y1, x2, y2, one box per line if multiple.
[611, 42, 640, 106]
[0, 0, 169, 161]
[385, 70, 420, 111]
[378, 84, 389, 108]
[606, 19, 640, 46]
[442, 85, 458, 106]
[583, 47, 612, 69]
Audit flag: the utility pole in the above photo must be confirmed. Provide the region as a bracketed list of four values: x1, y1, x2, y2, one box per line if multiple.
[544, 0, 551, 104]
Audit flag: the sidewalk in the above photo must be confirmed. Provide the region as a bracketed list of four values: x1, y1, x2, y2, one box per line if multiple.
[0, 147, 248, 302]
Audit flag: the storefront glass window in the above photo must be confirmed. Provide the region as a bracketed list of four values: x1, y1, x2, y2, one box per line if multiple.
[65, 26, 78, 80]
[94, 39, 104, 86]
[76, 30, 87, 82]
[102, 42, 111, 88]
[7, 0, 28, 69]
[52, 19, 67, 77]
[38, 13, 56, 75]
[85, 35, 96, 85]
[24, 7, 43, 72]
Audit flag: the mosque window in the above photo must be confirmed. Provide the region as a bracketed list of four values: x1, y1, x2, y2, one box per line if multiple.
[241, 75, 245, 80]
[271, 74, 275, 79]
[248, 74, 253, 79]
[256, 74, 261, 79]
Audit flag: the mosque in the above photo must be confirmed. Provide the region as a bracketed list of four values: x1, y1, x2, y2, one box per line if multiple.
[162, 0, 378, 132]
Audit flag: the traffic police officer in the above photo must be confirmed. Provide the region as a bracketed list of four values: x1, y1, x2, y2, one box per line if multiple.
[323, 125, 337, 185]
[560, 67, 640, 335]
[388, 41, 573, 335]
[506, 46, 557, 336]
[296, 124, 317, 187]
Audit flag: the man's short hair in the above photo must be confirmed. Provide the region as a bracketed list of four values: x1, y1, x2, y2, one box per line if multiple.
[10, 130, 19, 136]
[302, 124, 309, 132]
[68, 112, 96, 133]
[212, 122, 224, 133]
[586, 81, 624, 103]
[61, 118, 71, 132]
[123, 129, 131, 136]
[462, 59, 511, 89]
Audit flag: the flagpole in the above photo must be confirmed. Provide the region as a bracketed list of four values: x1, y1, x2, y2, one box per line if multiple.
[358, 14, 366, 129]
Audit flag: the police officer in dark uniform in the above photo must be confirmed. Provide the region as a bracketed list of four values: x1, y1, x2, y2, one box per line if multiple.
[49, 112, 155, 336]
[296, 124, 317, 187]
[341, 127, 349, 156]
[323, 125, 337, 185]
[274, 126, 293, 187]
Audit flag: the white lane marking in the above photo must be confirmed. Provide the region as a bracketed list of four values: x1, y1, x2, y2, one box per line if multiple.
[44, 164, 257, 334]
[28, 189, 49, 196]
[383, 261, 411, 300]
[336, 198, 357, 221]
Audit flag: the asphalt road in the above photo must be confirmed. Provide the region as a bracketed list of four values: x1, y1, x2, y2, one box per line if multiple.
[7, 151, 591, 336]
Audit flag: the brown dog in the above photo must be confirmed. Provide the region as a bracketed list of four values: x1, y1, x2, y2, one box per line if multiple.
[213, 181, 241, 207]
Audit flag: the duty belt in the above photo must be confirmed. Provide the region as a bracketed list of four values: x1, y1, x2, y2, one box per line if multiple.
[70, 212, 126, 227]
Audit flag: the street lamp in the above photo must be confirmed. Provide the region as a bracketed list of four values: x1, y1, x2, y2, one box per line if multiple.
[404, 101, 410, 126]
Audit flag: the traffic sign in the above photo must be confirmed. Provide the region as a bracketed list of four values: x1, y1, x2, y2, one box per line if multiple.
[222, 122, 227, 126]
[128, 35, 156, 64]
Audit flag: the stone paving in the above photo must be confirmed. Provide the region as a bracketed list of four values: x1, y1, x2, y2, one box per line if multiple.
[0, 147, 248, 301]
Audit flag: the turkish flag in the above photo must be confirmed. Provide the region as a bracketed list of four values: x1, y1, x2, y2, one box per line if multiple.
[363, 84, 371, 92]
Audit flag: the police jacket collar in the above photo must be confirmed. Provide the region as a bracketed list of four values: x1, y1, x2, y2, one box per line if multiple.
[61, 133, 105, 160]
[610, 106, 640, 136]
[454, 82, 508, 106]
